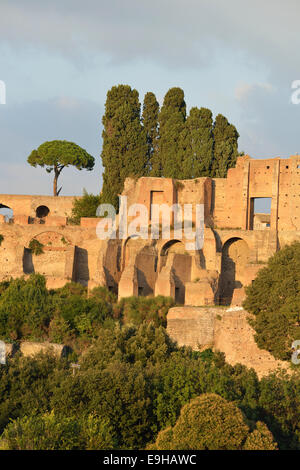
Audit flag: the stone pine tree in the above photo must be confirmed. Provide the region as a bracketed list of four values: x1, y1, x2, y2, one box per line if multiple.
[212, 114, 239, 178]
[157, 87, 186, 178]
[182, 107, 214, 178]
[142, 92, 159, 175]
[100, 85, 148, 210]
[27, 140, 95, 196]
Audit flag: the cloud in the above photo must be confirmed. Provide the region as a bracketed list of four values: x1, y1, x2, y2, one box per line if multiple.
[236, 82, 300, 158]
[0, 0, 299, 77]
[235, 82, 275, 101]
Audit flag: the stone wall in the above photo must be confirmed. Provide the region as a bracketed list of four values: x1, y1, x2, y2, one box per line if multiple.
[167, 306, 290, 378]
[1, 155, 300, 306]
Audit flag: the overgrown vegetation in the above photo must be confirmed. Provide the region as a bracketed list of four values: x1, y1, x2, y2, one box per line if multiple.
[243, 241, 300, 360]
[149, 394, 277, 450]
[0, 274, 299, 450]
[28, 239, 44, 256]
[70, 189, 101, 224]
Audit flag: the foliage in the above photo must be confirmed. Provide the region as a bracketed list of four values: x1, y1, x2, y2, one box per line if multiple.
[28, 239, 44, 256]
[0, 273, 299, 450]
[0, 277, 114, 343]
[243, 421, 278, 450]
[0, 413, 117, 450]
[149, 393, 276, 450]
[258, 370, 300, 449]
[100, 85, 148, 210]
[0, 274, 51, 340]
[70, 189, 101, 224]
[181, 107, 214, 178]
[117, 295, 175, 327]
[243, 241, 300, 360]
[99, 85, 240, 206]
[0, 352, 66, 433]
[157, 87, 186, 178]
[211, 114, 239, 177]
[142, 92, 159, 174]
[27, 140, 95, 196]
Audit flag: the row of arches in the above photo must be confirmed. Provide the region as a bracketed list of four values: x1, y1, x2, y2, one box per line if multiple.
[122, 235, 250, 305]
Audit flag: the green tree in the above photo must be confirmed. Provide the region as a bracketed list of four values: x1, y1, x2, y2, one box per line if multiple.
[142, 92, 159, 174]
[212, 114, 239, 177]
[157, 87, 186, 178]
[0, 274, 51, 341]
[243, 241, 300, 360]
[70, 189, 101, 225]
[243, 421, 278, 450]
[149, 393, 276, 450]
[27, 140, 95, 196]
[182, 107, 214, 178]
[0, 413, 117, 450]
[100, 85, 148, 210]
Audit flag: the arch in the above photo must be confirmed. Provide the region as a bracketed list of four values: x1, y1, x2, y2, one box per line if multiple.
[159, 239, 191, 304]
[160, 239, 185, 257]
[35, 205, 50, 218]
[121, 235, 140, 271]
[27, 231, 72, 249]
[0, 204, 13, 221]
[218, 237, 249, 305]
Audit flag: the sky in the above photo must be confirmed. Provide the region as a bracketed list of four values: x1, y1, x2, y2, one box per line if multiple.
[0, 0, 300, 197]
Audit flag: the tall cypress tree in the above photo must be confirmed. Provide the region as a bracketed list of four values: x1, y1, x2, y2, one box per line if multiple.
[157, 87, 186, 178]
[212, 114, 239, 178]
[100, 85, 148, 209]
[142, 92, 159, 175]
[183, 107, 214, 178]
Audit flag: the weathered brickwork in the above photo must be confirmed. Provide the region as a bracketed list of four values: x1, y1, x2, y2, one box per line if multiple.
[0, 155, 300, 304]
[167, 307, 290, 378]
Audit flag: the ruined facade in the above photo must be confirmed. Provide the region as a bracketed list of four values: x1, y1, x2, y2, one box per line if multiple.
[1, 154, 300, 306]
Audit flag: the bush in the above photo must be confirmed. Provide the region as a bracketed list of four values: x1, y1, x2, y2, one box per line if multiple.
[0, 413, 117, 450]
[28, 239, 44, 255]
[118, 295, 175, 327]
[243, 242, 300, 360]
[149, 393, 277, 450]
[0, 274, 51, 340]
[70, 189, 101, 224]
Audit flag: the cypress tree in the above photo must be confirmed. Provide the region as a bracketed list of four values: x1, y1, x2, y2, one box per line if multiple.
[183, 107, 214, 178]
[212, 114, 239, 178]
[157, 87, 186, 178]
[100, 85, 148, 209]
[142, 92, 159, 175]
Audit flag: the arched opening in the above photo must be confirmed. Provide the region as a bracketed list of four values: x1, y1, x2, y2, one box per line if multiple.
[122, 235, 140, 271]
[218, 237, 249, 305]
[36, 205, 50, 219]
[160, 240, 191, 304]
[0, 204, 13, 221]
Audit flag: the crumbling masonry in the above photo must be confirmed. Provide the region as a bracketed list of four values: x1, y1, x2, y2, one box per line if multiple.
[1, 155, 300, 306]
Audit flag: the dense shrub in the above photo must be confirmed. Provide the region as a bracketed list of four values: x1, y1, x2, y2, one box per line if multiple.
[70, 189, 100, 224]
[0, 274, 51, 340]
[243, 241, 300, 360]
[149, 394, 277, 450]
[0, 413, 117, 450]
[118, 295, 175, 327]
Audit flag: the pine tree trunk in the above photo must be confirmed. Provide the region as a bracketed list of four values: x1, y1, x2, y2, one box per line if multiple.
[53, 168, 59, 196]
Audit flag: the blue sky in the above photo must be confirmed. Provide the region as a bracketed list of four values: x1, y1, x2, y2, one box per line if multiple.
[0, 0, 300, 196]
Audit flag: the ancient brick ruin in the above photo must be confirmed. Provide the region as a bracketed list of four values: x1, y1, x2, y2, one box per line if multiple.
[1, 154, 300, 308]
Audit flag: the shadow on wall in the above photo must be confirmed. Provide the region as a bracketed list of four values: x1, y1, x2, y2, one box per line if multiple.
[73, 247, 89, 286]
[218, 237, 248, 305]
[23, 248, 34, 274]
